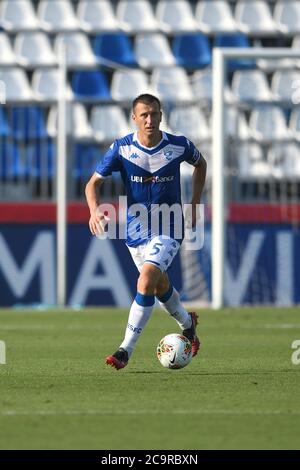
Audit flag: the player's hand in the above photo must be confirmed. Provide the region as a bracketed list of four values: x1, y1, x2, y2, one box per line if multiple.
[89, 210, 109, 236]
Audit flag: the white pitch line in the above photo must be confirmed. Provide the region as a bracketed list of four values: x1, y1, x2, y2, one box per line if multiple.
[1, 409, 300, 417]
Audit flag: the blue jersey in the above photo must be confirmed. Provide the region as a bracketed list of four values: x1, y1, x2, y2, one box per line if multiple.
[96, 131, 203, 247]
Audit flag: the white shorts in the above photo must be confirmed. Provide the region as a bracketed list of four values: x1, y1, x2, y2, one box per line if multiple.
[127, 235, 180, 273]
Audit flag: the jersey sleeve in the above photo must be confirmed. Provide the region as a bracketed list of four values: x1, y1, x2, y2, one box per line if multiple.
[183, 138, 204, 166]
[95, 141, 122, 178]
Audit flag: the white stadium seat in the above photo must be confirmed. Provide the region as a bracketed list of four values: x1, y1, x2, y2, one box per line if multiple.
[111, 69, 152, 102]
[195, 0, 238, 34]
[151, 66, 193, 102]
[0, 33, 17, 66]
[274, 1, 300, 35]
[37, 0, 79, 32]
[0, 0, 40, 32]
[0, 67, 33, 101]
[156, 0, 198, 33]
[168, 106, 210, 142]
[47, 103, 93, 140]
[77, 0, 119, 33]
[289, 108, 300, 141]
[32, 68, 73, 101]
[54, 33, 97, 67]
[238, 142, 271, 180]
[271, 69, 300, 103]
[117, 0, 158, 33]
[231, 70, 274, 102]
[268, 143, 300, 179]
[235, 0, 277, 35]
[249, 106, 291, 142]
[191, 69, 235, 104]
[224, 108, 250, 141]
[135, 33, 176, 68]
[14, 32, 57, 67]
[91, 105, 130, 143]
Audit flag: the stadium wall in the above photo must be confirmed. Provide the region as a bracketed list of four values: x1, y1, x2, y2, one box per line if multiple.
[0, 203, 299, 307]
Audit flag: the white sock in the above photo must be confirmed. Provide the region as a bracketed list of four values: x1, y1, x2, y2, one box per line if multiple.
[158, 287, 191, 330]
[119, 294, 154, 357]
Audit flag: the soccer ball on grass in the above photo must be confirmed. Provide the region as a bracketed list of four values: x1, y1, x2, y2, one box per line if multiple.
[157, 333, 192, 369]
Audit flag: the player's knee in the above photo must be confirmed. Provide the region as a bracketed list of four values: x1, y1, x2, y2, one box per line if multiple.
[155, 279, 170, 297]
[137, 271, 159, 295]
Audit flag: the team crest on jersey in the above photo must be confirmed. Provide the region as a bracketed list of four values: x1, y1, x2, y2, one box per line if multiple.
[163, 146, 173, 161]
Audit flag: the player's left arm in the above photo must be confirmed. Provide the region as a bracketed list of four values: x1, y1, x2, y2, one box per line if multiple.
[190, 156, 207, 227]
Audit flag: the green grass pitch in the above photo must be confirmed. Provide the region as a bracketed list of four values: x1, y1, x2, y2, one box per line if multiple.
[0, 307, 300, 450]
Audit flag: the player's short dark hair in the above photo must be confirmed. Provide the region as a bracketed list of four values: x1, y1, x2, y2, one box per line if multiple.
[132, 94, 161, 112]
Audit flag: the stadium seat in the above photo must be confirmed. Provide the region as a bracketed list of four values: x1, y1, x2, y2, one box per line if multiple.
[231, 70, 274, 102]
[32, 68, 73, 101]
[0, 107, 10, 137]
[168, 106, 210, 142]
[0, 0, 40, 32]
[90, 105, 130, 143]
[0, 67, 33, 101]
[271, 69, 300, 104]
[0, 32, 17, 65]
[25, 139, 56, 178]
[214, 33, 254, 71]
[172, 33, 212, 69]
[151, 66, 193, 102]
[10, 106, 48, 140]
[256, 38, 295, 72]
[93, 33, 136, 67]
[249, 105, 292, 142]
[14, 32, 57, 67]
[73, 143, 101, 180]
[71, 70, 111, 100]
[135, 33, 175, 68]
[77, 0, 119, 33]
[224, 107, 250, 141]
[274, 0, 300, 35]
[235, 0, 277, 35]
[268, 142, 300, 179]
[37, 0, 79, 32]
[238, 142, 271, 180]
[289, 108, 300, 141]
[191, 69, 235, 104]
[54, 33, 97, 67]
[47, 103, 93, 140]
[111, 69, 151, 102]
[156, 0, 198, 33]
[116, 0, 158, 33]
[0, 141, 26, 179]
[195, 0, 238, 34]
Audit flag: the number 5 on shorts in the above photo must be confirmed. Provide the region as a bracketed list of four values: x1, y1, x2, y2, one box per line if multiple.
[150, 242, 163, 256]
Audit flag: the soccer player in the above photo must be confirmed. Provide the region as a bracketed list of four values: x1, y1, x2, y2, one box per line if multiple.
[85, 94, 207, 370]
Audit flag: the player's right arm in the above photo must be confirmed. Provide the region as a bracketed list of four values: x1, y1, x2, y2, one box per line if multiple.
[85, 173, 105, 236]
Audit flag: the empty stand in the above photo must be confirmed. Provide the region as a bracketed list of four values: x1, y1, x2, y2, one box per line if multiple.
[37, 0, 79, 32]
[249, 105, 292, 142]
[90, 105, 130, 142]
[32, 68, 73, 101]
[14, 32, 57, 67]
[235, 0, 277, 35]
[71, 70, 110, 100]
[93, 33, 136, 67]
[0, 67, 33, 101]
[54, 33, 97, 67]
[168, 106, 210, 142]
[111, 69, 151, 102]
[156, 0, 198, 33]
[172, 33, 212, 69]
[0, 32, 17, 66]
[231, 70, 274, 102]
[135, 33, 175, 68]
[151, 66, 193, 102]
[0, 0, 40, 32]
[195, 0, 238, 34]
[274, 0, 300, 35]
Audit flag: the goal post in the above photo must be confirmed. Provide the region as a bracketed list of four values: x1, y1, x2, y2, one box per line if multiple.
[212, 47, 300, 310]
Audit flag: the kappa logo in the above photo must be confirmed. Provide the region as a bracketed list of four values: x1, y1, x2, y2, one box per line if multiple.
[131, 175, 174, 183]
[129, 152, 140, 159]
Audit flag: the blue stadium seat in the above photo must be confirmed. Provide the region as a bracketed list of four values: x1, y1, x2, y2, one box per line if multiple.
[214, 33, 254, 71]
[71, 70, 111, 99]
[73, 143, 101, 180]
[25, 139, 56, 178]
[0, 107, 10, 137]
[93, 33, 136, 67]
[172, 33, 211, 69]
[10, 107, 48, 140]
[0, 141, 26, 179]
